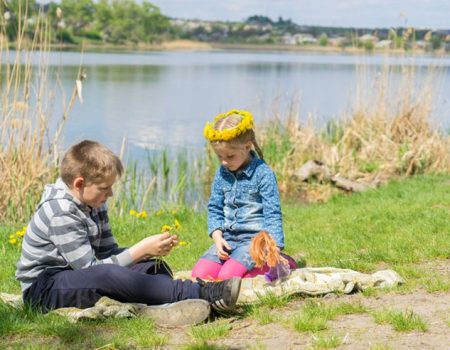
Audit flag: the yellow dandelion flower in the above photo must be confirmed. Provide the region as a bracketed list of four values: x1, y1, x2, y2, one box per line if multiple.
[129, 209, 137, 216]
[16, 230, 25, 237]
[138, 211, 148, 219]
[174, 219, 181, 230]
[171, 210, 177, 215]
[9, 237, 17, 245]
[161, 225, 172, 232]
[178, 241, 188, 246]
[9, 234, 15, 240]
[204, 109, 254, 142]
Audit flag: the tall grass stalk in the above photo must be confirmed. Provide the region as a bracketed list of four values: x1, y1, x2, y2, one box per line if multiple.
[247, 63, 450, 201]
[0, 5, 82, 223]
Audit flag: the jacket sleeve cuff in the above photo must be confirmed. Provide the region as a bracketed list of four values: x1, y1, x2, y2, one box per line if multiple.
[116, 249, 134, 267]
[209, 227, 223, 237]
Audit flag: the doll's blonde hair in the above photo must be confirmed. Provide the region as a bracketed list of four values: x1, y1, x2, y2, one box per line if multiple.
[249, 231, 281, 268]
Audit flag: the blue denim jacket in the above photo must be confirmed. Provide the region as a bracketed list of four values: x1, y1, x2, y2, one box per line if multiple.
[207, 153, 284, 248]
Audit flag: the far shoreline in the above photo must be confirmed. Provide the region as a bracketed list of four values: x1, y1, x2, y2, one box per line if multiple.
[11, 39, 449, 57]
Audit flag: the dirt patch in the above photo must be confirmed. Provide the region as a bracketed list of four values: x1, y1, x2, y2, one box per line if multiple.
[161, 262, 450, 349]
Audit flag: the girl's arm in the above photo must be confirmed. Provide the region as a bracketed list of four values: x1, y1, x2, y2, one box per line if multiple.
[207, 169, 226, 236]
[259, 168, 285, 248]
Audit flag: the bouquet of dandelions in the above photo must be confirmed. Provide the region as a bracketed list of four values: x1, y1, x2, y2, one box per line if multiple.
[129, 209, 190, 276]
[157, 218, 192, 276]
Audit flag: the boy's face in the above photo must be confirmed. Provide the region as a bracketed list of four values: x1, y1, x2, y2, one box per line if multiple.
[212, 142, 252, 172]
[73, 174, 116, 209]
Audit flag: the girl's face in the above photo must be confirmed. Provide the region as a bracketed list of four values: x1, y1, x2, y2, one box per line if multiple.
[212, 142, 252, 172]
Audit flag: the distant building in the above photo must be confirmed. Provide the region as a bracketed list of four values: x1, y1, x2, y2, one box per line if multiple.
[359, 34, 377, 42]
[375, 40, 392, 48]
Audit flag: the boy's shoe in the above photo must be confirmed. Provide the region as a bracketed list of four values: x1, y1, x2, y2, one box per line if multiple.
[198, 277, 242, 312]
[139, 299, 210, 327]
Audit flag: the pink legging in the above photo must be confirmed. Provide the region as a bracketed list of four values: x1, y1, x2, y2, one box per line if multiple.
[192, 256, 297, 281]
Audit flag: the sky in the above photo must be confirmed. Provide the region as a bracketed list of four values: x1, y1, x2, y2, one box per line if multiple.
[149, 0, 450, 30]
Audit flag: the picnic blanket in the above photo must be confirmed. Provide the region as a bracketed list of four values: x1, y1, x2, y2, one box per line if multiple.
[0, 267, 403, 324]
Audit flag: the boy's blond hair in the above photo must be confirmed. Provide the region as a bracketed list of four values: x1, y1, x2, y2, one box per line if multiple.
[60, 140, 123, 186]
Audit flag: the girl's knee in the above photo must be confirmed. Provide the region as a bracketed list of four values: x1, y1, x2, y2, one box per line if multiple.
[191, 259, 221, 280]
[217, 259, 248, 280]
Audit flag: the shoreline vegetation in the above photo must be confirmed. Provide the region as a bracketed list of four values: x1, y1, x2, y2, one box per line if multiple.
[1, 1, 449, 55]
[7, 39, 450, 56]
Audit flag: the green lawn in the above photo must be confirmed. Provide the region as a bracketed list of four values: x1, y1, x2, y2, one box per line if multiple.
[0, 174, 449, 348]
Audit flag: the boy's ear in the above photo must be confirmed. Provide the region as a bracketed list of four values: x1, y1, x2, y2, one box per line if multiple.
[72, 177, 85, 191]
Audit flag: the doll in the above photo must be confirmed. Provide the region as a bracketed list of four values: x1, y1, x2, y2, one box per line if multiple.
[249, 231, 291, 282]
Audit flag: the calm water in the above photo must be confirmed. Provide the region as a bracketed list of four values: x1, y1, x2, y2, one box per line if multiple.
[4, 50, 450, 158]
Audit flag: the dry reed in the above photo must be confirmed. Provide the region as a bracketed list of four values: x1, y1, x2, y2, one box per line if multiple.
[257, 62, 450, 201]
[0, 7, 80, 222]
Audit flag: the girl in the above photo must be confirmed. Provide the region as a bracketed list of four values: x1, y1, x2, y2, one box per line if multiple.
[192, 109, 297, 281]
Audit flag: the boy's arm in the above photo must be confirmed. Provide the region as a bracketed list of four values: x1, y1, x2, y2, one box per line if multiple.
[259, 169, 285, 249]
[49, 212, 133, 270]
[95, 207, 127, 259]
[207, 170, 225, 236]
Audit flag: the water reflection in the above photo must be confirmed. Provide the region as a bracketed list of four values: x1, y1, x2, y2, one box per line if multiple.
[2, 50, 449, 157]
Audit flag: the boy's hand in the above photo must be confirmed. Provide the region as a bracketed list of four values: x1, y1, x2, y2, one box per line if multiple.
[212, 231, 231, 260]
[129, 232, 177, 262]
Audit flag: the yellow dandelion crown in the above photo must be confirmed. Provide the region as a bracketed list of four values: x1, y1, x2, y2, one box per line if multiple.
[203, 109, 254, 142]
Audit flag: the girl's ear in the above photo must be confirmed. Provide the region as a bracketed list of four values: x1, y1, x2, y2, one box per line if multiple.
[245, 141, 252, 151]
[72, 177, 85, 191]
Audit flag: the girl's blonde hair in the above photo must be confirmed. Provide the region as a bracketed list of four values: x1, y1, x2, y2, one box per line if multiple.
[61, 140, 123, 186]
[210, 112, 264, 160]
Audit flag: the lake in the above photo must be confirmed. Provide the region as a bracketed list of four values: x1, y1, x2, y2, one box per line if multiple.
[4, 49, 450, 159]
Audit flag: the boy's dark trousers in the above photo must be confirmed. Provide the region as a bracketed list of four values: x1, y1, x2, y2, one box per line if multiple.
[23, 260, 201, 312]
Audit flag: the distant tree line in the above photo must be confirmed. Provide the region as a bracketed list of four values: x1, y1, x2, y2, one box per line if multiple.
[1, 0, 171, 44]
[1, 1, 448, 50]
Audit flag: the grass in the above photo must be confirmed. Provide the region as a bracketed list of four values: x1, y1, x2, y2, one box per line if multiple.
[182, 344, 228, 350]
[292, 300, 367, 333]
[310, 334, 342, 349]
[370, 345, 394, 350]
[189, 321, 231, 342]
[282, 174, 450, 272]
[184, 320, 231, 350]
[0, 174, 448, 348]
[247, 305, 279, 325]
[1, 174, 449, 292]
[372, 309, 428, 332]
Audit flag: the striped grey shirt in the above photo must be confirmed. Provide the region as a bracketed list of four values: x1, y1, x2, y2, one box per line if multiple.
[16, 178, 133, 292]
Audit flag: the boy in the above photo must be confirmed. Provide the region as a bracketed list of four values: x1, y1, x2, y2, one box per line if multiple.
[16, 140, 241, 325]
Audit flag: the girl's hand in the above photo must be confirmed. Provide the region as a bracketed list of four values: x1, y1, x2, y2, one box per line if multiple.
[212, 230, 231, 260]
[279, 254, 290, 266]
[277, 247, 290, 266]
